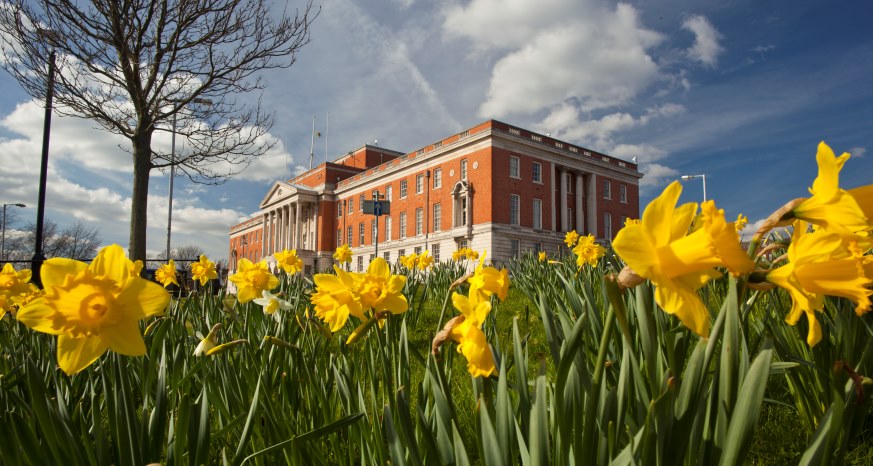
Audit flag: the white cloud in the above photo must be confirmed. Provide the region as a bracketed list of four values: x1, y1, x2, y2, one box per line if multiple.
[447, 1, 663, 117]
[848, 146, 866, 158]
[682, 15, 724, 67]
[751, 44, 775, 53]
[639, 163, 680, 189]
[610, 143, 668, 163]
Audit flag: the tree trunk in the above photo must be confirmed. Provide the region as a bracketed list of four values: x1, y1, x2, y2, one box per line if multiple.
[129, 129, 153, 263]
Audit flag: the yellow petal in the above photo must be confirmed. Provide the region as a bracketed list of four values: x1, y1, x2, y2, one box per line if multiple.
[15, 298, 63, 335]
[57, 333, 108, 375]
[643, 181, 682, 246]
[613, 224, 657, 278]
[118, 278, 171, 318]
[40, 258, 88, 289]
[848, 184, 873, 218]
[89, 244, 131, 283]
[102, 321, 147, 356]
[654, 279, 711, 337]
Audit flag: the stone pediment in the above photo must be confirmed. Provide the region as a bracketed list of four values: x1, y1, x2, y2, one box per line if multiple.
[259, 181, 316, 209]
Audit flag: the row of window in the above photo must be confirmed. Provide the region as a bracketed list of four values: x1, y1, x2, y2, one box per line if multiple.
[337, 204, 445, 247]
[352, 244, 444, 271]
[508, 155, 629, 203]
[338, 160, 470, 217]
[506, 193, 624, 237]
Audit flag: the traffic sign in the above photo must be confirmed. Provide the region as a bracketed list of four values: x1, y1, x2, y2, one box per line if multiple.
[362, 200, 390, 216]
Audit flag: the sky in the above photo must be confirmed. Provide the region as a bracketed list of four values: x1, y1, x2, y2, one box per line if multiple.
[1, 0, 872, 262]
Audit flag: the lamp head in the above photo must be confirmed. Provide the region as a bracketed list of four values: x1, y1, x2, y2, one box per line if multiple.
[15, 203, 25, 208]
[681, 175, 694, 180]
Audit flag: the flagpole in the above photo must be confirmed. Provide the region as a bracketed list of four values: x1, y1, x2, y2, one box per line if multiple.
[325, 112, 329, 163]
[309, 115, 315, 170]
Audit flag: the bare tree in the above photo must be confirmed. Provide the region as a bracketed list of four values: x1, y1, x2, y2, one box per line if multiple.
[0, 0, 317, 261]
[172, 244, 206, 262]
[5, 219, 101, 260]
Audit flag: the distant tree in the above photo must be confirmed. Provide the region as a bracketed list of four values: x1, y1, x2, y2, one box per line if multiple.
[5, 219, 101, 260]
[0, 0, 318, 262]
[173, 244, 207, 263]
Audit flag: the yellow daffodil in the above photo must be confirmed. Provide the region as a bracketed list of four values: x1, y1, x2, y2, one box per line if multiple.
[0, 263, 32, 318]
[624, 218, 641, 228]
[467, 249, 479, 260]
[357, 257, 408, 314]
[229, 258, 279, 303]
[16, 244, 170, 375]
[765, 222, 873, 346]
[564, 230, 580, 247]
[612, 181, 754, 337]
[572, 234, 605, 268]
[190, 255, 218, 286]
[311, 265, 365, 331]
[735, 214, 749, 233]
[274, 249, 303, 275]
[452, 249, 463, 261]
[449, 291, 497, 377]
[538, 251, 547, 262]
[400, 253, 418, 269]
[468, 253, 510, 302]
[129, 259, 144, 277]
[417, 251, 434, 270]
[849, 184, 873, 223]
[791, 142, 870, 237]
[253, 290, 293, 320]
[154, 260, 179, 288]
[333, 244, 353, 264]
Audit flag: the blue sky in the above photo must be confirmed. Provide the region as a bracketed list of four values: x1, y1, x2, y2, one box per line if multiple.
[1, 0, 871, 261]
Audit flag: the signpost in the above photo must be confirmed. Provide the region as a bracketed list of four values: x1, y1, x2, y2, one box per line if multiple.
[363, 196, 390, 258]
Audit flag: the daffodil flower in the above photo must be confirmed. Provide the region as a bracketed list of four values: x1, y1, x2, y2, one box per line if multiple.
[194, 323, 222, 356]
[765, 222, 873, 346]
[311, 265, 365, 332]
[564, 230, 580, 247]
[16, 244, 170, 374]
[417, 251, 434, 270]
[467, 252, 510, 302]
[449, 291, 497, 377]
[538, 251, 547, 262]
[357, 257, 408, 314]
[229, 258, 279, 303]
[190, 255, 218, 286]
[0, 263, 32, 318]
[572, 234, 605, 268]
[613, 181, 754, 338]
[274, 249, 303, 275]
[155, 260, 179, 288]
[253, 290, 293, 320]
[333, 244, 353, 264]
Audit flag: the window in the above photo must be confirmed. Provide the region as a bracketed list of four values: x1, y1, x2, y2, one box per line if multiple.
[348, 198, 353, 214]
[511, 239, 520, 258]
[532, 198, 542, 229]
[532, 162, 542, 183]
[347, 226, 353, 246]
[359, 194, 365, 211]
[432, 244, 441, 262]
[399, 212, 407, 238]
[604, 213, 613, 238]
[369, 254, 375, 262]
[619, 184, 627, 203]
[400, 180, 408, 198]
[460, 197, 468, 226]
[385, 216, 392, 240]
[336, 229, 341, 248]
[461, 159, 468, 180]
[383, 251, 390, 262]
[371, 219, 377, 242]
[458, 239, 468, 250]
[357, 256, 363, 272]
[416, 174, 424, 194]
[509, 156, 520, 178]
[433, 203, 442, 231]
[534, 242, 543, 253]
[386, 185, 393, 201]
[433, 168, 442, 188]
[359, 222, 365, 244]
[414, 246, 422, 254]
[509, 194, 520, 225]
[398, 249, 405, 260]
[604, 180, 612, 200]
[566, 173, 573, 193]
[337, 201, 343, 217]
[415, 208, 424, 235]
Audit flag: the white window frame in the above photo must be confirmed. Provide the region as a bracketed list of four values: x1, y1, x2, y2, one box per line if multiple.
[371, 219, 377, 242]
[532, 198, 542, 230]
[416, 174, 424, 194]
[532, 162, 542, 183]
[433, 203, 442, 232]
[510, 239, 520, 258]
[348, 198, 353, 214]
[509, 155, 520, 179]
[347, 226, 353, 245]
[399, 212, 407, 238]
[619, 184, 627, 203]
[337, 201, 342, 217]
[432, 243, 441, 262]
[359, 194, 365, 211]
[509, 194, 520, 225]
[357, 256, 363, 272]
[604, 213, 612, 238]
[400, 180, 408, 198]
[385, 216, 392, 240]
[461, 159, 468, 180]
[386, 185, 393, 201]
[433, 168, 442, 189]
[359, 222, 365, 245]
[415, 207, 424, 236]
[566, 173, 573, 194]
[604, 180, 612, 200]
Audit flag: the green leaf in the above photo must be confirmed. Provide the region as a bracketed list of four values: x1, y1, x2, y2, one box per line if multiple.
[719, 347, 773, 466]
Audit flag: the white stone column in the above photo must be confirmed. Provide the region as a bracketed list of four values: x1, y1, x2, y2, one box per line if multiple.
[575, 174, 584, 232]
[586, 174, 598, 237]
[296, 201, 303, 251]
[550, 163, 557, 231]
[559, 168, 568, 231]
[277, 208, 283, 252]
[286, 205, 293, 250]
[261, 213, 268, 258]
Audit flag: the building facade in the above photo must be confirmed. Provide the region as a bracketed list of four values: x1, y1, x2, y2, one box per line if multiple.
[228, 120, 642, 273]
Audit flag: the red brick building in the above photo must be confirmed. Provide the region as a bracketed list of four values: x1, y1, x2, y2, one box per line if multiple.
[228, 120, 642, 273]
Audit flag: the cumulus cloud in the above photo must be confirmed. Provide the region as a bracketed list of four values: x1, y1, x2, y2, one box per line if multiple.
[639, 163, 680, 189]
[682, 15, 724, 67]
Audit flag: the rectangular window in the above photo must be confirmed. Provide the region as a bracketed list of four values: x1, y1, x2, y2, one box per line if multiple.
[398, 249, 405, 260]
[337, 229, 341, 248]
[432, 244, 441, 263]
[337, 201, 343, 217]
[433, 168, 442, 189]
[414, 246, 422, 255]
[348, 198, 353, 214]
[371, 219, 377, 242]
[416, 174, 424, 194]
[433, 203, 442, 231]
[604, 180, 612, 200]
[461, 197, 468, 226]
[399, 212, 407, 238]
[509, 194, 520, 225]
[461, 159, 468, 180]
[511, 239, 520, 258]
[383, 251, 390, 262]
[359, 222, 365, 245]
[509, 155, 520, 178]
[385, 216, 392, 240]
[566, 173, 573, 193]
[386, 185, 393, 201]
[458, 239, 468, 250]
[415, 208, 424, 235]
[357, 256, 363, 272]
[619, 184, 627, 203]
[400, 180, 408, 198]
[532, 162, 542, 183]
[604, 213, 613, 238]
[347, 226, 353, 246]
[534, 242, 543, 253]
[532, 198, 542, 229]
[369, 254, 375, 263]
[359, 194, 365, 211]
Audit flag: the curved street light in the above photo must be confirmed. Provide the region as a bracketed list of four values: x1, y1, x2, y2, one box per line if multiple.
[680, 174, 707, 202]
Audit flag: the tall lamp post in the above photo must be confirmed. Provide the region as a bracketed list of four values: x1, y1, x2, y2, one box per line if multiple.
[680, 174, 707, 202]
[2, 203, 26, 261]
[166, 98, 212, 261]
[32, 46, 57, 287]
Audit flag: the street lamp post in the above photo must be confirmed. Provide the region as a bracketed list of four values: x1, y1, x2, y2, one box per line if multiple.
[32, 49, 56, 287]
[680, 174, 707, 202]
[2, 203, 26, 261]
[166, 98, 212, 261]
